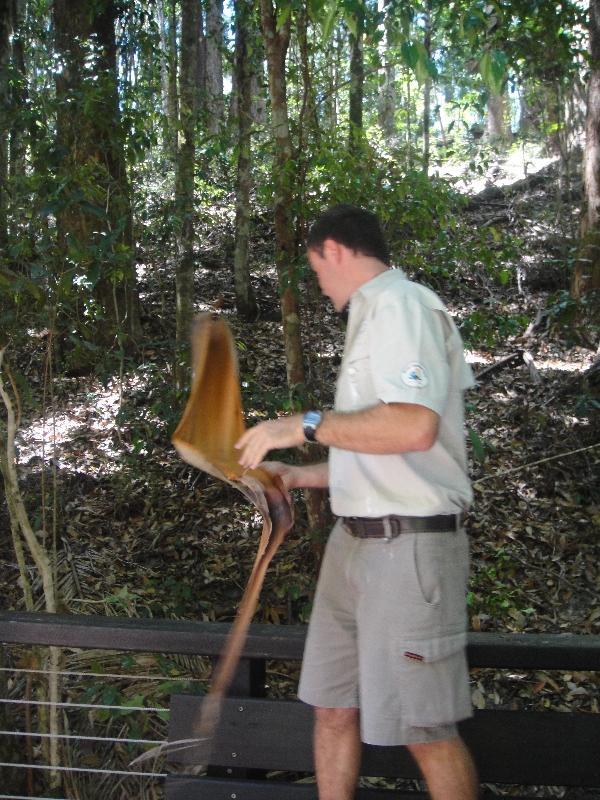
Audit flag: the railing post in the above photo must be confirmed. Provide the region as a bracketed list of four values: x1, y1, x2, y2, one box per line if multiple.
[227, 656, 267, 699]
[206, 656, 267, 781]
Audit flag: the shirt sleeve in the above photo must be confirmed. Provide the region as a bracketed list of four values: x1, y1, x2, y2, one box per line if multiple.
[368, 295, 450, 415]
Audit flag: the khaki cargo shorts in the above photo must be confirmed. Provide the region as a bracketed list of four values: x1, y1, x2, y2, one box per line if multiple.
[298, 519, 473, 746]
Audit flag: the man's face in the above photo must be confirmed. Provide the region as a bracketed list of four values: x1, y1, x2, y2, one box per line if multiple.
[307, 244, 346, 312]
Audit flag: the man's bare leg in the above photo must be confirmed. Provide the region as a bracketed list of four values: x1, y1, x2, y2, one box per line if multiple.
[407, 736, 479, 800]
[314, 706, 361, 800]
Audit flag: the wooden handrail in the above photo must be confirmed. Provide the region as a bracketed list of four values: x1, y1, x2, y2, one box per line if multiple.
[1, 611, 599, 669]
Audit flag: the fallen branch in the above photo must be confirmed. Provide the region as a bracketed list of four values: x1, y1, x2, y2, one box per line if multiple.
[476, 352, 523, 381]
[475, 350, 541, 384]
[522, 350, 542, 384]
[475, 350, 542, 384]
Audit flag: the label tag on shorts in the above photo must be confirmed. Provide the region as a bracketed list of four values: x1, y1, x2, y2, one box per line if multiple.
[404, 650, 425, 662]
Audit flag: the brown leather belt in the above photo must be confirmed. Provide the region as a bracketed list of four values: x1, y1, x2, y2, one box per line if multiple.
[341, 513, 464, 539]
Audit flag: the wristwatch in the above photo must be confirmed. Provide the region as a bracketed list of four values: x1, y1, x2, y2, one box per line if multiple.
[302, 410, 323, 442]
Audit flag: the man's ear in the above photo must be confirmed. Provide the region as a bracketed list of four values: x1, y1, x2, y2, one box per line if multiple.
[322, 238, 344, 264]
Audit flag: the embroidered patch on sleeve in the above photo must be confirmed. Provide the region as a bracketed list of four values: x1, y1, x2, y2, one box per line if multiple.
[401, 363, 429, 388]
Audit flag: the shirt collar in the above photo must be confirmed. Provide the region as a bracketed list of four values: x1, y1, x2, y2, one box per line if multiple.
[352, 267, 407, 304]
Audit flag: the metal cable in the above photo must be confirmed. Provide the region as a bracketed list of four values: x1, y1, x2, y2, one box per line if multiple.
[0, 698, 168, 712]
[0, 666, 204, 683]
[0, 729, 163, 745]
[0, 795, 69, 800]
[0, 762, 167, 778]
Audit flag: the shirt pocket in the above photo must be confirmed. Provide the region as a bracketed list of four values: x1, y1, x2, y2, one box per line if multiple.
[338, 348, 372, 409]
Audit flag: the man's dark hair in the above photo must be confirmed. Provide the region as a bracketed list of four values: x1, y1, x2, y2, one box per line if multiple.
[306, 204, 390, 266]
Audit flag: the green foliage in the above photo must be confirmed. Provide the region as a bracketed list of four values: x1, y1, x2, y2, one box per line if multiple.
[460, 309, 529, 348]
[468, 427, 487, 463]
[401, 39, 438, 85]
[301, 135, 508, 286]
[469, 546, 536, 620]
[544, 289, 600, 346]
[479, 49, 507, 96]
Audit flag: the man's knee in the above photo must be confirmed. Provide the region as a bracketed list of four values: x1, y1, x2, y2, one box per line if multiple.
[314, 706, 359, 733]
[407, 734, 468, 765]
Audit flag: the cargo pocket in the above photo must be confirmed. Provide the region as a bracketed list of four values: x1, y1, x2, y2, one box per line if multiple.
[399, 633, 471, 727]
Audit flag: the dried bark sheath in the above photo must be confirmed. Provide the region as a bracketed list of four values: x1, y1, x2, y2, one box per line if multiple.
[132, 316, 293, 765]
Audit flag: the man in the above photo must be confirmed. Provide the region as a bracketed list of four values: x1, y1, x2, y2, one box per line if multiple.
[236, 205, 478, 800]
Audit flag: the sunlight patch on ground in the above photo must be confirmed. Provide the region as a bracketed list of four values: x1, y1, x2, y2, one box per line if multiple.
[465, 350, 493, 365]
[437, 144, 557, 196]
[17, 413, 82, 464]
[536, 358, 588, 373]
[17, 383, 124, 473]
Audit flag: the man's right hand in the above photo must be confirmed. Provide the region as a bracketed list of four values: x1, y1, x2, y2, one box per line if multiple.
[260, 461, 329, 493]
[260, 461, 298, 503]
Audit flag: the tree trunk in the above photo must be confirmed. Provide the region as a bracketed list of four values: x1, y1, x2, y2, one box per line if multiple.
[542, 83, 562, 156]
[422, 0, 432, 175]
[196, 2, 207, 125]
[348, 5, 365, 153]
[518, 83, 533, 138]
[406, 67, 413, 168]
[93, 0, 141, 342]
[259, 1, 331, 555]
[378, 0, 396, 139]
[0, 349, 60, 787]
[174, 0, 199, 386]
[230, 13, 266, 137]
[205, 0, 224, 136]
[259, 0, 305, 395]
[157, 0, 179, 165]
[233, 0, 257, 320]
[9, 0, 26, 183]
[54, 0, 141, 353]
[157, 0, 170, 118]
[324, 32, 339, 131]
[487, 91, 507, 143]
[251, 57, 267, 126]
[296, 2, 319, 246]
[297, 6, 320, 153]
[0, 0, 10, 249]
[169, 0, 179, 148]
[572, 0, 600, 299]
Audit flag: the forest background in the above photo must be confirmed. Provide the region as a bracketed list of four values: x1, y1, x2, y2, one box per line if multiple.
[0, 0, 599, 797]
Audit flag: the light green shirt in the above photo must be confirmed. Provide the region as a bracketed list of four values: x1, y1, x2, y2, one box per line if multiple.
[329, 269, 475, 517]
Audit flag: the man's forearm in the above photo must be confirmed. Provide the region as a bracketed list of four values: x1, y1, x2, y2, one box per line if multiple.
[287, 461, 329, 490]
[236, 401, 439, 470]
[315, 402, 439, 453]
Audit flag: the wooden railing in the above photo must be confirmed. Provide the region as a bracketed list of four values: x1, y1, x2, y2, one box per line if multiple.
[1, 611, 600, 799]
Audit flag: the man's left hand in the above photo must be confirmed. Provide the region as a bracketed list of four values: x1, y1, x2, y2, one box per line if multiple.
[235, 415, 304, 470]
